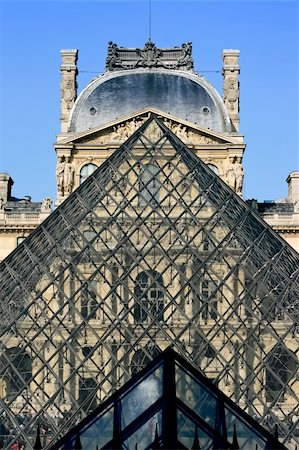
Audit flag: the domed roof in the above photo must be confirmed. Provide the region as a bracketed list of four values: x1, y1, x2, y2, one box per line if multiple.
[70, 69, 231, 133]
[69, 41, 231, 134]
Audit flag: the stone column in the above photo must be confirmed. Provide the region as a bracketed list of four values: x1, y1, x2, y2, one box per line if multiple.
[222, 50, 240, 131]
[60, 49, 78, 133]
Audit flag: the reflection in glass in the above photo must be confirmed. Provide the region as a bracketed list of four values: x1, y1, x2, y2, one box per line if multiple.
[121, 366, 163, 429]
[177, 410, 212, 449]
[79, 405, 113, 450]
[176, 364, 217, 428]
[123, 411, 162, 450]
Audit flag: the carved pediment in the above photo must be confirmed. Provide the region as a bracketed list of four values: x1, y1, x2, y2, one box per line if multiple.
[64, 110, 239, 147]
[161, 118, 226, 145]
[75, 115, 149, 145]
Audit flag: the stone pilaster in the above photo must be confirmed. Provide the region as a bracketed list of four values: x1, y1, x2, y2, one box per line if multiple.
[60, 49, 78, 133]
[222, 49, 240, 131]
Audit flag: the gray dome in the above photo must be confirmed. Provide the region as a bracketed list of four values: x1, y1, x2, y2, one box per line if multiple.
[70, 69, 231, 133]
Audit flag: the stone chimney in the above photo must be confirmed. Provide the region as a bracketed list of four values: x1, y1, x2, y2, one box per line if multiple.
[60, 49, 78, 133]
[0, 173, 13, 202]
[287, 171, 299, 204]
[222, 50, 240, 131]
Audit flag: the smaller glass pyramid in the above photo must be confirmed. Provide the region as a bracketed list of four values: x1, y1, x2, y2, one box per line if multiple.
[52, 348, 287, 450]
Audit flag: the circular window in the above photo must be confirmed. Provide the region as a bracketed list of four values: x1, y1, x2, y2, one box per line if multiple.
[90, 107, 97, 115]
[201, 106, 210, 115]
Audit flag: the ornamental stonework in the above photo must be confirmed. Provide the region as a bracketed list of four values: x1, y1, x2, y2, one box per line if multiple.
[105, 40, 194, 72]
[162, 118, 224, 145]
[76, 116, 225, 146]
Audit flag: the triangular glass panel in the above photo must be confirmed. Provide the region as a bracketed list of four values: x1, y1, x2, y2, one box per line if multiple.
[0, 115, 298, 449]
[51, 348, 287, 450]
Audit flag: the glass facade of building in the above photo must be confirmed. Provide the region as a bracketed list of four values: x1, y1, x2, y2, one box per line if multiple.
[0, 117, 298, 449]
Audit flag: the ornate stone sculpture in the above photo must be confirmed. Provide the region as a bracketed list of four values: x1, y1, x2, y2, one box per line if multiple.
[60, 50, 78, 132]
[163, 119, 220, 144]
[64, 158, 74, 195]
[56, 157, 65, 195]
[61, 79, 75, 111]
[172, 123, 188, 141]
[177, 42, 193, 69]
[106, 42, 121, 71]
[235, 157, 244, 195]
[223, 78, 239, 112]
[110, 117, 147, 142]
[136, 40, 162, 68]
[56, 157, 74, 197]
[105, 41, 194, 71]
[41, 198, 52, 212]
[226, 157, 244, 195]
[222, 50, 240, 131]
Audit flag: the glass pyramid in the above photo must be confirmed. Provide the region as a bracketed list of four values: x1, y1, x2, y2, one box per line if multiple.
[0, 116, 298, 449]
[52, 348, 287, 450]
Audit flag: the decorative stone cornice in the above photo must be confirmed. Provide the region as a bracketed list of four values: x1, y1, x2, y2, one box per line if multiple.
[105, 40, 194, 72]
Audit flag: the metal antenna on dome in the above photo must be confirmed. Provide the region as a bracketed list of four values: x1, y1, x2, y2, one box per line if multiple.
[148, 0, 152, 41]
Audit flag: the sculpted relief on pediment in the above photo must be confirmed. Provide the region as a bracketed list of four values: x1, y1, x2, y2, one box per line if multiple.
[75, 116, 226, 146]
[162, 119, 224, 145]
[76, 115, 148, 145]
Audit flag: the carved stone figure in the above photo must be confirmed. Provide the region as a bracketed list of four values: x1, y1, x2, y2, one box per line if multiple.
[61, 79, 75, 111]
[235, 158, 244, 195]
[41, 198, 52, 212]
[226, 157, 244, 195]
[106, 42, 121, 71]
[201, 135, 213, 144]
[173, 123, 188, 141]
[117, 123, 128, 140]
[64, 158, 74, 194]
[223, 78, 239, 111]
[56, 157, 65, 195]
[177, 42, 194, 69]
[163, 118, 173, 129]
[110, 117, 147, 142]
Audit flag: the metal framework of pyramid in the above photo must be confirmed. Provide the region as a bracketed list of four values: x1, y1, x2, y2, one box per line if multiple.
[53, 348, 287, 450]
[0, 116, 298, 449]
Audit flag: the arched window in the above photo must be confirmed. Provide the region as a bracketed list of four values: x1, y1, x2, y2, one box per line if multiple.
[0, 348, 32, 398]
[265, 345, 297, 402]
[139, 164, 160, 206]
[200, 280, 218, 322]
[78, 378, 97, 413]
[134, 270, 164, 323]
[81, 280, 97, 319]
[80, 163, 97, 185]
[207, 164, 219, 175]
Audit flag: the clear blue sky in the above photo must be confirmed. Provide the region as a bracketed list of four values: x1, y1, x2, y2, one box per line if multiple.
[0, 0, 298, 202]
